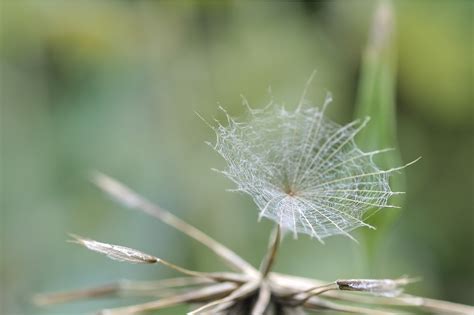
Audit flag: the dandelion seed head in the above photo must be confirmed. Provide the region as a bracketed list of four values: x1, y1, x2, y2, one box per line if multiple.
[212, 91, 402, 241]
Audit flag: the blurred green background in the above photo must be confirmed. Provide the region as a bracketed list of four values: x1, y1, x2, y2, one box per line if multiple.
[1, 1, 472, 314]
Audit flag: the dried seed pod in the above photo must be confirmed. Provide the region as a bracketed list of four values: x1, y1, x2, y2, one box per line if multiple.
[69, 234, 158, 264]
[336, 278, 414, 297]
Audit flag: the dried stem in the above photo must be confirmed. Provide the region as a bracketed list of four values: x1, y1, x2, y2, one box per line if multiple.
[287, 283, 339, 306]
[34, 283, 128, 306]
[33, 278, 214, 306]
[251, 281, 272, 315]
[92, 172, 258, 276]
[188, 280, 259, 314]
[406, 296, 474, 315]
[98, 282, 238, 315]
[259, 225, 281, 278]
[304, 296, 403, 315]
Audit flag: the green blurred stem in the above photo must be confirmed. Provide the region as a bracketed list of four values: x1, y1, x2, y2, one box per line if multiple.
[354, 0, 405, 275]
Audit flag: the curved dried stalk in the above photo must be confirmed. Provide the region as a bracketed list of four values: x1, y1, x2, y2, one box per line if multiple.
[92, 172, 257, 276]
[99, 282, 238, 315]
[259, 225, 281, 278]
[33, 277, 212, 305]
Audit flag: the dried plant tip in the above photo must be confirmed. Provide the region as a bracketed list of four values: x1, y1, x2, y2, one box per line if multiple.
[336, 278, 415, 297]
[68, 235, 245, 282]
[69, 234, 158, 264]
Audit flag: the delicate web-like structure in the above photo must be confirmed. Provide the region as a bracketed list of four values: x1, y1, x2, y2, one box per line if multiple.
[212, 92, 410, 242]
